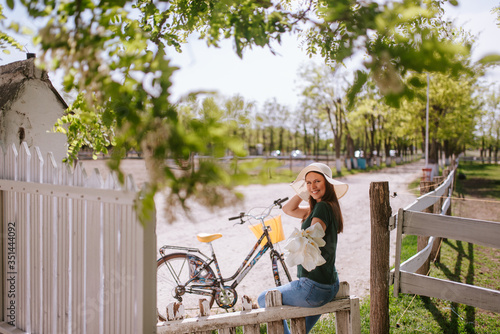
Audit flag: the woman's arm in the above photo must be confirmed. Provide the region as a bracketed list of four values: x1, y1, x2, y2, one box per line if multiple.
[282, 195, 309, 220]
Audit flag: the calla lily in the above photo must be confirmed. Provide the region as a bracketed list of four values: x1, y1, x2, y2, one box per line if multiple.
[284, 223, 327, 271]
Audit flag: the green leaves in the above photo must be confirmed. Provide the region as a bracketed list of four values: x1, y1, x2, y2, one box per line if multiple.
[6, 0, 14, 10]
[7, 0, 494, 222]
[0, 5, 25, 54]
[304, 0, 473, 104]
[135, 0, 293, 57]
[479, 54, 500, 65]
[53, 94, 116, 163]
[347, 70, 368, 109]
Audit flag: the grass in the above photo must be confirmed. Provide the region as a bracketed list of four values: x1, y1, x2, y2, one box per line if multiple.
[206, 160, 498, 333]
[456, 162, 500, 199]
[308, 162, 500, 334]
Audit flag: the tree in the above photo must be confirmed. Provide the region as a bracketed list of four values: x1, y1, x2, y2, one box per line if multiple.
[261, 98, 292, 154]
[304, 0, 476, 105]
[223, 94, 255, 148]
[401, 70, 480, 167]
[4, 0, 494, 219]
[478, 86, 500, 162]
[297, 63, 350, 172]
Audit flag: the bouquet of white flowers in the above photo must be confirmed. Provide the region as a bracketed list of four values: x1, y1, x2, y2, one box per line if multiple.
[283, 223, 326, 271]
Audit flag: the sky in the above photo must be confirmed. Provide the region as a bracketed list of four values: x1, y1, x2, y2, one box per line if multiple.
[166, 0, 500, 107]
[2, 0, 499, 108]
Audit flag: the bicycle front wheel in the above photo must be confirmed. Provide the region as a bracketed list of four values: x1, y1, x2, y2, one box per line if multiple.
[271, 251, 292, 287]
[157, 253, 216, 321]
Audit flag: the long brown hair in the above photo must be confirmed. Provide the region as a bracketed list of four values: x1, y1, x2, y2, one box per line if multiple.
[307, 172, 344, 233]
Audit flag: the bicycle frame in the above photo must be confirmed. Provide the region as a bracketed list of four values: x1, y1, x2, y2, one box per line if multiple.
[158, 197, 292, 308]
[226, 226, 276, 289]
[159, 222, 290, 295]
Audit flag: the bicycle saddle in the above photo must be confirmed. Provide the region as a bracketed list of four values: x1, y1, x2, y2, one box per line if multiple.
[197, 233, 223, 243]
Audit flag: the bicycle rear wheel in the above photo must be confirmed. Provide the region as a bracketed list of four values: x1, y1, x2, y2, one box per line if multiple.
[157, 253, 216, 321]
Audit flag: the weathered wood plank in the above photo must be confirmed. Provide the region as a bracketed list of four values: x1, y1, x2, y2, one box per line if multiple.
[441, 197, 451, 216]
[141, 200, 157, 334]
[402, 211, 500, 249]
[290, 318, 306, 334]
[0, 179, 136, 205]
[30, 147, 43, 331]
[369, 182, 391, 334]
[0, 145, 3, 324]
[18, 143, 30, 330]
[400, 271, 500, 313]
[416, 180, 435, 275]
[393, 209, 404, 297]
[266, 290, 284, 334]
[85, 177, 102, 334]
[103, 202, 113, 334]
[399, 236, 435, 274]
[43, 152, 57, 333]
[402, 170, 454, 213]
[241, 295, 260, 334]
[195, 299, 211, 334]
[158, 298, 352, 333]
[350, 297, 361, 334]
[335, 281, 350, 334]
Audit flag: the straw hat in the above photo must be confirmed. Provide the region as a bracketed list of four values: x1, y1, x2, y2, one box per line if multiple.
[291, 163, 348, 201]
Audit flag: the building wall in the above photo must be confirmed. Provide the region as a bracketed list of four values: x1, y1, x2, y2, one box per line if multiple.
[0, 59, 68, 163]
[3, 80, 68, 163]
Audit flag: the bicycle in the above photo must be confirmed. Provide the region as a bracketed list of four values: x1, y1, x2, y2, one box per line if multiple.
[157, 197, 292, 320]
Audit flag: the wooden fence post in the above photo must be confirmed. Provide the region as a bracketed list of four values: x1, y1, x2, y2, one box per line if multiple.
[143, 208, 158, 334]
[266, 290, 284, 334]
[417, 180, 435, 275]
[166, 302, 184, 321]
[198, 299, 211, 334]
[430, 176, 445, 262]
[242, 296, 260, 334]
[0, 186, 3, 321]
[335, 282, 351, 334]
[370, 181, 391, 334]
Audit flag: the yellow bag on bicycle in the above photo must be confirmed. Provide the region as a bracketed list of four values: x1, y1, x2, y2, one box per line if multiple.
[248, 215, 285, 248]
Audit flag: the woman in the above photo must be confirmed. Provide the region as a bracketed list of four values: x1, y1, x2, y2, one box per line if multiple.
[257, 162, 348, 334]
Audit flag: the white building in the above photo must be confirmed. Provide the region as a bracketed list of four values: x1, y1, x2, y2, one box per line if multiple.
[0, 57, 67, 162]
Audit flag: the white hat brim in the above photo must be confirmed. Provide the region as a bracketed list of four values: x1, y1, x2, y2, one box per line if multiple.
[290, 164, 348, 201]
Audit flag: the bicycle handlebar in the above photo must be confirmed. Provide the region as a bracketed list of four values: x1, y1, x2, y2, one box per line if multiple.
[275, 197, 289, 207]
[228, 197, 289, 223]
[228, 213, 244, 221]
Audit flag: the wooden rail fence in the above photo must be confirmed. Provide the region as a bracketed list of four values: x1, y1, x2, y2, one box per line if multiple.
[158, 281, 360, 334]
[370, 161, 500, 332]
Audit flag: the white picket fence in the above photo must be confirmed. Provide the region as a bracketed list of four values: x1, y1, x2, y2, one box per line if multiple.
[0, 143, 157, 334]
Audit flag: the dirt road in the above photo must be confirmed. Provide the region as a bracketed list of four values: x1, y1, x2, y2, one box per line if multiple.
[82, 158, 425, 308]
[152, 159, 425, 307]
